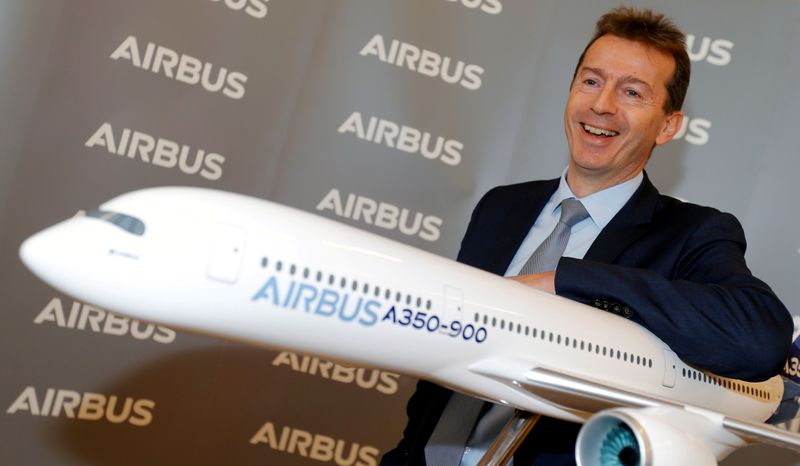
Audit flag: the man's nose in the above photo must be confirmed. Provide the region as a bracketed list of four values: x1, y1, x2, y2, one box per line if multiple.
[591, 85, 617, 115]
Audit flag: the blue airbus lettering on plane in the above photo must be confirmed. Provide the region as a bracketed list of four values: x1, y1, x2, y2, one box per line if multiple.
[250, 273, 489, 343]
[19, 187, 800, 465]
[251, 274, 380, 327]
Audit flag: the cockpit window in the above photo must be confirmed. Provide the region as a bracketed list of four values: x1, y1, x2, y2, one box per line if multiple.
[86, 210, 146, 236]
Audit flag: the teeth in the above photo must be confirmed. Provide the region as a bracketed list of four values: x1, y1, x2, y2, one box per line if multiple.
[582, 123, 618, 137]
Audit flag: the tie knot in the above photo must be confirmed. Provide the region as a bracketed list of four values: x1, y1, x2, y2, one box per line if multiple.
[559, 198, 589, 227]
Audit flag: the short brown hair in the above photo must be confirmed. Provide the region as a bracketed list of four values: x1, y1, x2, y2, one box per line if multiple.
[572, 6, 690, 113]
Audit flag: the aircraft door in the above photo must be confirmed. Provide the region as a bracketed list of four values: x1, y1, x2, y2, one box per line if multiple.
[662, 348, 677, 388]
[206, 223, 246, 283]
[444, 285, 463, 321]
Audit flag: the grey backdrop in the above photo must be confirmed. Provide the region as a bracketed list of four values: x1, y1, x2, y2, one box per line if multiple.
[1, 0, 798, 464]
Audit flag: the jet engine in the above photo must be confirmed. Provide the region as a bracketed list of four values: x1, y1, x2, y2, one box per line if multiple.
[575, 407, 738, 466]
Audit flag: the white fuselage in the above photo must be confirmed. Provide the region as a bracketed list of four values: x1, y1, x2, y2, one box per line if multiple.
[19, 187, 783, 426]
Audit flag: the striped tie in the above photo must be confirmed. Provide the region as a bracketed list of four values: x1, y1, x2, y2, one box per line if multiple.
[520, 198, 589, 275]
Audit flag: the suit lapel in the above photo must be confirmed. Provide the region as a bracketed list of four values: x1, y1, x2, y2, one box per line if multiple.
[584, 173, 660, 263]
[485, 179, 559, 275]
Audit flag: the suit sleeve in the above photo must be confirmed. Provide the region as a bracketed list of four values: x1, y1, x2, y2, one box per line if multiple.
[555, 211, 792, 381]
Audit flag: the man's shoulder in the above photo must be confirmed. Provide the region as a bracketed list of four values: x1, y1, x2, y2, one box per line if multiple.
[629, 174, 736, 224]
[646, 190, 745, 243]
[653, 192, 733, 222]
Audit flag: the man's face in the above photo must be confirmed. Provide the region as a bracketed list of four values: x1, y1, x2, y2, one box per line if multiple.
[564, 34, 683, 191]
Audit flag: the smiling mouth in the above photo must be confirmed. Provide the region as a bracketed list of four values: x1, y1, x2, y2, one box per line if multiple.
[582, 123, 619, 137]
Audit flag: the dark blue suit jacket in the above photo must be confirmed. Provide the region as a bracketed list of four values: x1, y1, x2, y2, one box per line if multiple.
[381, 175, 792, 466]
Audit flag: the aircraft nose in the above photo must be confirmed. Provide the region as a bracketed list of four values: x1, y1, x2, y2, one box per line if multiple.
[19, 224, 72, 285]
[21, 228, 49, 270]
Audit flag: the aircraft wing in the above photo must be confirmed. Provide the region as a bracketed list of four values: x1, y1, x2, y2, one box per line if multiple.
[468, 358, 800, 453]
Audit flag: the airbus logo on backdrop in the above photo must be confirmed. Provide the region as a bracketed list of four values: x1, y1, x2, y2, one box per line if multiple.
[272, 351, 400, 395]
[316, 189, 443, 242]
[34, 297, 176, 344]
[209, 0, 268, 19]
[445, 0, 502, 15]
[338, 111, 463, 166]
[6, 386, 155, 427]
[673, 116, 712, 146]
[359, 34, 484, 90]
[85, 122, 226, 180]
[249, 421, 379, 466]
[110, 35, 248, 99]
[686, 34, 734, 66]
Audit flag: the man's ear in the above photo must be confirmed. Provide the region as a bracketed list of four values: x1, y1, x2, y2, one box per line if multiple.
[655, 111, 684, 146]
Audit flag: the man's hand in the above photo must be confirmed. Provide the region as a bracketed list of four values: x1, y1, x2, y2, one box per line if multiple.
[508, 271, 556, 294]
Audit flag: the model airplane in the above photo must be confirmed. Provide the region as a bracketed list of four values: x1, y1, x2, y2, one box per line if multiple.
[18, 187, 800, 466]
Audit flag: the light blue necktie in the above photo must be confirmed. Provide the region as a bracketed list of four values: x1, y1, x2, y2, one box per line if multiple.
[520, 198, 589, 275]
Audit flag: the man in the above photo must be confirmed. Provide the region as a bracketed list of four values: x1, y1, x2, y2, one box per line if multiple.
[381, 6, 792, 466]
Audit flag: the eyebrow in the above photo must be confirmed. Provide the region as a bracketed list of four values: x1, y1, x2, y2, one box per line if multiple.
[580, 66, 654, 93]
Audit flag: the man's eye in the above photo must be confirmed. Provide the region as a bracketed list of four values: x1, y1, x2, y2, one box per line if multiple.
[584, 79, 598, 86]
[625, 89, 641, 98]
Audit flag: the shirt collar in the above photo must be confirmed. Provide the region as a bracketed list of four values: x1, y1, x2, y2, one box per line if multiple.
[552, 168, 643, 229]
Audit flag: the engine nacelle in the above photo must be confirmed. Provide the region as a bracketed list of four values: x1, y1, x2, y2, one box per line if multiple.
[576, 407, 736, 466]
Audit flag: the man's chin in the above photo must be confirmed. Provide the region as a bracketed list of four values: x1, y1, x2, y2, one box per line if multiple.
[569, 154, 615, 174]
